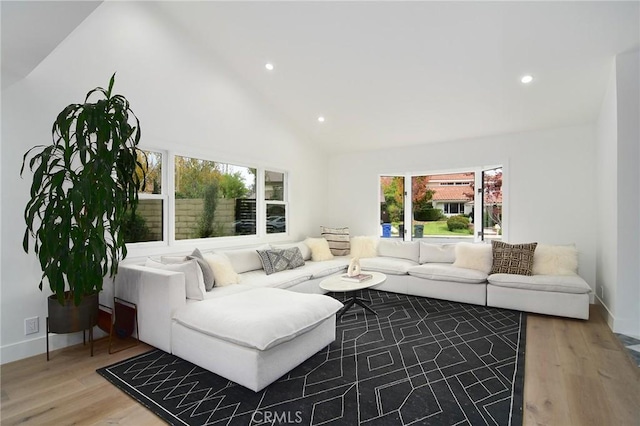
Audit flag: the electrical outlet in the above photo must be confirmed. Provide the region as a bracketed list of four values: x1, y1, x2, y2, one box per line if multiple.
[25, 317, 39, 335]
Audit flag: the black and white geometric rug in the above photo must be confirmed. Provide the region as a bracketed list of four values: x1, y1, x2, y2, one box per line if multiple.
[98, 290, 526, 425]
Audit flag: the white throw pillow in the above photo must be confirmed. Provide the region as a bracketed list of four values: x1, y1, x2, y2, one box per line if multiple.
[162, 250, 215, 291]
[203, 253, 241, 287]
[532, 244, 578, 276]
[350, 236, 379, 259]
[304, 237, 334, 261]
[452, 242, 492, 274]
[145, 258, 206, 300]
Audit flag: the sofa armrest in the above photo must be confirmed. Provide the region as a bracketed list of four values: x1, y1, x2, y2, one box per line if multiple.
[114, 264, 186, 352]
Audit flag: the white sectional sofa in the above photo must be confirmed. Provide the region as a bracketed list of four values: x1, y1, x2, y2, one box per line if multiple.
[114, 237, 591, 389]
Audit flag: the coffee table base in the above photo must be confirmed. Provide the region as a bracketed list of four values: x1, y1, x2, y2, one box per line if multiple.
[337, 291, 377, 318]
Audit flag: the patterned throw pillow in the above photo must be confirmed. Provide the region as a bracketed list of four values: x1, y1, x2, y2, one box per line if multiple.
[257, 247, 306, 275]
[321, 226, 350, 256]
[490, 240, 538, 275]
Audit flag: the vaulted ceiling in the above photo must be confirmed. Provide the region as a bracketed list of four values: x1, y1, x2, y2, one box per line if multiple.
[3, 1, 639, 152]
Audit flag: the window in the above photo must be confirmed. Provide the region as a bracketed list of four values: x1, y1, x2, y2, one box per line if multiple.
[174, 155, 256, 240]
[380, 176, 405, 238]
[380, 167, 503, 242]
[443, 202, 466, 214]
[481, 167, 503, 240]
[265, 171, 287, 234]
[127, 150, 288, 246]
[126, 150, 165, 243]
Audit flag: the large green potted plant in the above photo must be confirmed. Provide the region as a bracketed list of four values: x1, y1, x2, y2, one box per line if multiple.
[21, 74, 143, 342]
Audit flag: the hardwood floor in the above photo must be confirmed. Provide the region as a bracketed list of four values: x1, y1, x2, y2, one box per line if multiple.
[1, 305, 638, 425]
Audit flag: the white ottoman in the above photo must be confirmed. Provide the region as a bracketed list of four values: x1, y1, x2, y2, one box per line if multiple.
[171, 288, 343, 391]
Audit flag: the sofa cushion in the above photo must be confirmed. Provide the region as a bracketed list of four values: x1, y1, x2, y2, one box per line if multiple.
[377, 240, 420, 263]
[533, 244, 578, 276]
[256, 247, 305, 275]
[203, 254, 241, 287]
[216, 246, 268, 274]
[161, 254, 215, 292]
[272, 241, 312, 261]
[173, 288, 343, 350]
[360, 257, 418, 275]
[408, 264, 488, 284]
[488, 273, 590, 294]
[350, 236, 379, 259]
[145, 258, 206, 300]
[419, 242, 456, 264]
[302, 258, 350, 279]
[201, 284, 255, 300]
[240, 268, 313, 290]
[321, 226, 350, 256]
[304, 237, 334, 261]
[490, 241, 537, 276]
[452, 243, 492, 274]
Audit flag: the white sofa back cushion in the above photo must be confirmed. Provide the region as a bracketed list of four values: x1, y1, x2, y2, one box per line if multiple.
[377, 240, 420, 263]
[419, 242, 456, 264]
[452, 243, 492, 274]
[532, 244, 578, 276]
[216, 245, 269, 274]
[272, 241, 312, 261]
[145, 258, 206, 300]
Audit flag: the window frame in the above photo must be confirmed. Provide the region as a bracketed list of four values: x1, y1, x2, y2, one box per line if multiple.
[380, 165, 505, 242]
[127, 149, 290, 248]
[125, 148, 169, 248]
[264, 169, 288, 235]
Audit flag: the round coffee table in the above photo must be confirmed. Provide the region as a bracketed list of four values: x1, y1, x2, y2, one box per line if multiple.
[319, 271, 386, 318]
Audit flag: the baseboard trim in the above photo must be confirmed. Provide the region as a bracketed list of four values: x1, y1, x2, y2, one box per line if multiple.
[1, 329, 107, 365]
[594, 296, 615, 329]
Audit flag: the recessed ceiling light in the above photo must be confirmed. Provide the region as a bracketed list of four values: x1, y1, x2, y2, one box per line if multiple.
[265, 63, 274, 71]
[520, 75, 534, 84]
[317, 116, 325, 123]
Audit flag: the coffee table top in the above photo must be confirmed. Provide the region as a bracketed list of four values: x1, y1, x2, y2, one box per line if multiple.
[319, 271, 386, 293]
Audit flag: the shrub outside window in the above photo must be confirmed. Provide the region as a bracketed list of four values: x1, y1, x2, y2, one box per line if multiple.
[174, 155, 256, 240]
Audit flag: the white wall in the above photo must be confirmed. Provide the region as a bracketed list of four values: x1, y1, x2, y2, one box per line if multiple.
[614, 49, 639, 335]
[326, 125, 598, 289]
[595, 49, 640, 336]
[0, 2, 328, 363]
[596, 60, 618, 314]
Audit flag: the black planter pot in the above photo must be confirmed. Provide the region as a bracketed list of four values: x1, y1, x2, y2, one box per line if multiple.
[47, 292, 99, 360]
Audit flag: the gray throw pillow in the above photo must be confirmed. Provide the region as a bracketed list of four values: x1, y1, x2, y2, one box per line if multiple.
[189, 248, 215, 290]
[256, 247, 305, 275]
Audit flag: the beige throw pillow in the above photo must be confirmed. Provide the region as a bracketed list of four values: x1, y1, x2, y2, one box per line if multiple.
[452, 243, 493, 274]
[203, 253, 240, 287]
[320, 226, 350, 256]
[304, 237, 335, 261]
[350, 236, 379, 259]
[532, 244, 578, 275]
